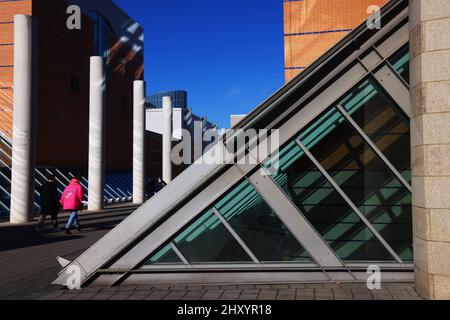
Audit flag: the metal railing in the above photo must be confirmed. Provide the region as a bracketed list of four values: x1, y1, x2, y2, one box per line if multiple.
[0, 132, 133, 220]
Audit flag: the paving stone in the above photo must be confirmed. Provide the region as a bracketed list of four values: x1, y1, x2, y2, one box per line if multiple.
[164, 291, 188, 300]
[169, 285, 187, 291]
[333, 295, 353, 300]
[185, 285, 204, 290]
[388, 289, 415, 300]
[145, 291, 170, 300]
[242, 289, 260, 295]
[126, 292, 150, 300]
[220, 284, 238, 290]
[296, 289, 314, 300]
[203, 285, 221, 290]
[182, 290, 206, 300]
[276, 289, 296, 300]
[351, 289, 373, 300]
[108, 293, 133, 300]
[220, 290, 241, 300]
[118, 286, 136, 291]
[151, 285, 170, 291]
[237, 284, 254, 289]
[383, 282, 414, 289]
[80, 287, 103, 293]
[305, 283, 324, 288]
[332, 288, 353, 300]
[72, 293, 100, 300]
[405, 287, 423, 299]
[89, 293, 116, 300]
[54, 294, 78, 300]
[340, 283, 367, 288]
[260, 289, 278, 295]
[314, 288, 333, 299]
[201, 290, 224, 300]
[134, 286, 154, 291]
[371, 290, 394, 301]
[257, 294, 277, 300]
[238, 294, 259, 300]
[288, 283, 306, 289]
[254, 284, 272, 289]
[40, 291, 65, 300]
[100, 287, 120, 292]
[271, 284, 289, 289]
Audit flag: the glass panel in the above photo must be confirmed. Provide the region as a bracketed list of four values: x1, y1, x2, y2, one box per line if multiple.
[146, 243, 182, 265]
[173, 209, 252, 263]
[215, 179, 312, 263]
[267, 139, 394, 262]
[340, 79, 411, 183]
[388, 45, 409, 84]
[300, 107, 413, 261]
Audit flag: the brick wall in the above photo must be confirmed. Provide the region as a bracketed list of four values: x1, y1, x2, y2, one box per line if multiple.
[284, 0, 389, 82]
[0, 0, 144, 173]
[0, 0, 32, 138]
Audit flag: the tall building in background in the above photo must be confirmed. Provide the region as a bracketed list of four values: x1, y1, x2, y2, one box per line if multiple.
[0, 0, 147, 217]
[145, 90, 188, 109]
[284, 0, 389, 82]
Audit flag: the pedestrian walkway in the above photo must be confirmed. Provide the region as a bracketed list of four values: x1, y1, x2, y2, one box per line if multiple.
[41, 282, 423, 300]
[0, 203, 424, 301]
[0, 204, 138, 300]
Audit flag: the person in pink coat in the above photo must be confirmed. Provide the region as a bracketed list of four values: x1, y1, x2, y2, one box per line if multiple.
[60, 178, 84, 234]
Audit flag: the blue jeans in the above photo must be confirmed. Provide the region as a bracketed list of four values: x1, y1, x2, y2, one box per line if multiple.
[65, 211, 79, 229]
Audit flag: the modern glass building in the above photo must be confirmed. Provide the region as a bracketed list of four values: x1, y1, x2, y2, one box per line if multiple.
[145, 90, 188, 109]
[55, 0, 417, 287]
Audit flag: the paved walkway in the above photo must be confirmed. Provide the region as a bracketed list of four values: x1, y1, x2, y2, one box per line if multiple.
[41, 282, 423, 300]
[0, 203, 424, 301]
[0, 204, 138, 300]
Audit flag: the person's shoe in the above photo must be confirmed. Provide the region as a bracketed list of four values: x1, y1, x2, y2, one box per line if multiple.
[65, 229, 71, 235]
[77, 227, 82, 232]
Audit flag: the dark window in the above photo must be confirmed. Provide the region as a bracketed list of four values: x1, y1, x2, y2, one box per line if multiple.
[146, 243, 182, 265]
[267, 139, 394, 262]
[70, 29, 80, 40]
[173, 209, 252, 263]
[388, 45, 409, 84]
[120, 97, 127, 111]
[215, 180, 312, 263]
[70, 76, 79, 93]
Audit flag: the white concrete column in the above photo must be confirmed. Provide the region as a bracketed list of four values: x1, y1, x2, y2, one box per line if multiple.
[10, 15, 37, 224]
[133, 80, 146, 204]
[88, 56, 105, 211]
[193, 118, 204, 161]
[162, 96, 173, 183]
[410, 0, 450, 300]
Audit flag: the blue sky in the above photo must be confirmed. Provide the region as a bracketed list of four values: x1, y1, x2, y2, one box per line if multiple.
[113, 0, 285, 128]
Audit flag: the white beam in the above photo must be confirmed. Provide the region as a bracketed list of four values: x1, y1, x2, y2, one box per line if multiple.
[10, 15, 37, 224]
[133, 80, 146, 204]
[88, 56, 105, 211]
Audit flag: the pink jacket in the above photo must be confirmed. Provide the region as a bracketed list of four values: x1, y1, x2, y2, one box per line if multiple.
[60, 179, 84, 211]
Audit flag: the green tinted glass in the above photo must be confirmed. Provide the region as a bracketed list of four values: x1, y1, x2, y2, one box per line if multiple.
[215, 179, 312, 263]
[268, 136, 394, 261]
[146, 243, 182, 265]
[389, 45, 409, 84]
[340, 79, 411, 183]
[300, 107, 412, 261]
[173, 209, 252, 263]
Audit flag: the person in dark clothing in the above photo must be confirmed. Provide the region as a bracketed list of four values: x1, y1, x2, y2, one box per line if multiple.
[155, 178, 167, 193]
[145, 178, 155, 199]
[35, 174, 60, 233]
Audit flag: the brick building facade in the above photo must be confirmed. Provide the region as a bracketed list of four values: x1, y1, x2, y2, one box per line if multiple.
[0, 0, 145, 172]
[284, 0, 389, 82]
